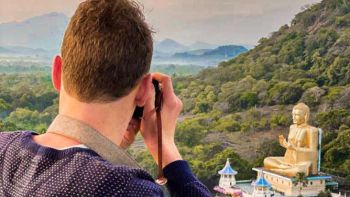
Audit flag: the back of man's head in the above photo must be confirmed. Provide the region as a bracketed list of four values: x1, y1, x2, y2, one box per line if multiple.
[61, 0, 153, 103]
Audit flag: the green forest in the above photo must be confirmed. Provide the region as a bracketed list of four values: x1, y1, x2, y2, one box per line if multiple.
[0, 0, 349, 193]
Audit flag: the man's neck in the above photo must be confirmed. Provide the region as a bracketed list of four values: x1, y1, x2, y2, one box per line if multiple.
[33, 91, 136, 149]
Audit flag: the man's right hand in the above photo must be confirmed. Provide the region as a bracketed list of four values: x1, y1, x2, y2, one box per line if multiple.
[140, 72, 183, 168]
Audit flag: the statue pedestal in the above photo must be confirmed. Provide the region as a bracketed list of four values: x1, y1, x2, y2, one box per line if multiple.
[252, 168, 331, 197]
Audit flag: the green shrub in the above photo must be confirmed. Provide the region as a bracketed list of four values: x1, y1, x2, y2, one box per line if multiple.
[215, 120, 241, 132]
[300, 87, 326, 107]
[325, 87, 344, 102]
[271, 114, 291, 128]
[214, 114, 242, 132]
[176, 118, 207, 147]
[316, 109, 350, 131]
[268, 82, 303, 105]
[317, 190, 332, 197]
[194, 101, 211, 113]
[240, 119, 269, 132]
[239, 92, 258, 109]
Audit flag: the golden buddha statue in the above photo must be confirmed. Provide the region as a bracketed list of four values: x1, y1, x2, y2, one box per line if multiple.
[264, 103, 319, 177]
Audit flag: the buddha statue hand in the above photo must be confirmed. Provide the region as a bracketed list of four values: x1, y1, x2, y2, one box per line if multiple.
[279, 135, 296, 150]
[279, 135, 288, 148]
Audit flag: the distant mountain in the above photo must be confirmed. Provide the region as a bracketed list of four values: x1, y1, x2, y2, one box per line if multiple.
[0, 46, 14, 54]
[152, 45, 247, 67]
[202, 45, 248, 58]
[0, 12, 69, 50]
[154, 39, 219, 55]
[0, 13, 247, 65]
[173, 45, 248, 60]
[155, 39, 189, 55]
[183, 49, 212, 56]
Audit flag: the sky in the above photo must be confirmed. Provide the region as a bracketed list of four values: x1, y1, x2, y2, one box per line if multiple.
[0, 0, 321, 45]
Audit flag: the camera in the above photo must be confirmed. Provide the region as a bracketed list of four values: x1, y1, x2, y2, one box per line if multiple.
[132, 79, 162, 119]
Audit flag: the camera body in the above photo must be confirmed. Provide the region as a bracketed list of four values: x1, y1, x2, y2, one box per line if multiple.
[132, 79, 161, 119]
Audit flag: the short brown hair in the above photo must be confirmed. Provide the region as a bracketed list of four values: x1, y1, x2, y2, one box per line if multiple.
[61, 0, 153, 102]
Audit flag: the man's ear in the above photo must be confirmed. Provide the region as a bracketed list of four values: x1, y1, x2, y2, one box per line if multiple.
[135, 74, 152, 107]
[52, 56, 62, 92]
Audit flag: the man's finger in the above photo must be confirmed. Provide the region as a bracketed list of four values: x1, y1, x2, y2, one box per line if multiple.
[143, 83, 156, 117]
[152, 72, 175, 99]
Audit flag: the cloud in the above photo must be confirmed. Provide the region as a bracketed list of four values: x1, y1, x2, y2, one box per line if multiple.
[139, 0, 321, 44]
[0, 0, 82, 23]
[0, 0, 321, 45]
[141, 0, 319, 19]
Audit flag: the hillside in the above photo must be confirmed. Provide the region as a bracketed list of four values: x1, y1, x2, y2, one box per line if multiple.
[170, 0, 350, 190]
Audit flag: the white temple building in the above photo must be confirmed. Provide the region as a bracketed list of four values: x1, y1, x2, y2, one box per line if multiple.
[219, 158, 238, 187]
[252, 170, 274, 197]
[214, 159, 243, 197]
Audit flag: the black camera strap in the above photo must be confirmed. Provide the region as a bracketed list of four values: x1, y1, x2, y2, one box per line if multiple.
[47, 114, 141, 168]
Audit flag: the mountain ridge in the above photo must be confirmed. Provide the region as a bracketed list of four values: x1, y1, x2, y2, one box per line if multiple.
[173, 45, 247, 59]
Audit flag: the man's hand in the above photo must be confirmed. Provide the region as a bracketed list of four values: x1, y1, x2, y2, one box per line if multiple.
[140, 73, 183, 168]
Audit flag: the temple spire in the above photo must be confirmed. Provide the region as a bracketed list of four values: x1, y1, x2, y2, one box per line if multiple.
[218, 158, 238, 175]
[252, 170, 273, 197]
[217, 158, 238, 188]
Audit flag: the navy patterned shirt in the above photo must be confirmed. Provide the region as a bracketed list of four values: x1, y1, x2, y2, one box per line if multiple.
[0, 131, 212, 196]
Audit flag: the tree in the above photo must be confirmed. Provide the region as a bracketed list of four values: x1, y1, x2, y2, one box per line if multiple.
[175, 118, 207, 147]
[0, 98, 11, 118]
[293, 172, 309, 197]
[239, 92, 258, 109]
[254, 140, 285, 166]
[317, 190, 332, 197]
[268, 82, 303, 105]
[5, 108, 42, 131]
[316, 109, 350, 131]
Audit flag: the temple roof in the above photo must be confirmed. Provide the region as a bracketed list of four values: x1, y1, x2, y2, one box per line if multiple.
[218, 159, 238, 175]
[253, 173, 271, 187]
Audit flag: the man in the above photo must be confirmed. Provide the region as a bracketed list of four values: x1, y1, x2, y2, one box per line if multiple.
[0, 0, 211, 196]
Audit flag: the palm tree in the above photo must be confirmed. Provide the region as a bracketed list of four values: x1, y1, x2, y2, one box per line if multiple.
[293, 172, 309, 197]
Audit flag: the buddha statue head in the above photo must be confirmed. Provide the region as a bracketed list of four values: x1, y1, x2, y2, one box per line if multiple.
[292, 103, 310, 125]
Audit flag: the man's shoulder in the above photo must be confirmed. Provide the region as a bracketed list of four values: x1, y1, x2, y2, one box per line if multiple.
[0, 131, 25, 147]
[80, 153, 155, 183]
[0, 131, 24, 138]
[0, 131, 163, 196]
[73, 153, 162, 196]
